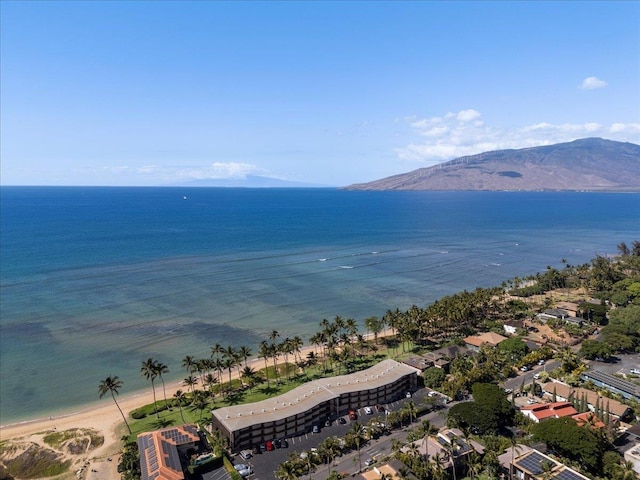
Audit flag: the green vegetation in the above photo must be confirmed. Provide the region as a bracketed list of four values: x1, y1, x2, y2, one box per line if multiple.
[532, 417, 608, 475]
[103, 240, 640, 480]
[1, 444, 70, 479]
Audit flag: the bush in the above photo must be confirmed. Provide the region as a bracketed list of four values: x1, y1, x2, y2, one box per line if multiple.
[130, 399, 172, 419]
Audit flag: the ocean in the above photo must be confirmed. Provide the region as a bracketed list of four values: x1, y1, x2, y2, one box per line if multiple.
[1, 187, 638, 424]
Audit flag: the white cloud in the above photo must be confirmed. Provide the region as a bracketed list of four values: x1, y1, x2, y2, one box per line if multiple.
[456, 109, 481, 122]
[397, 110, 640, 166]
[176, 162, 265, 180]
[94, 161, 271, 183]
[580, 76, 608, 90]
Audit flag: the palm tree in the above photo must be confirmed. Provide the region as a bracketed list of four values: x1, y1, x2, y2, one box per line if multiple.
[183, 375, 198, 393]
[275, 461, 299, 480]
[203, 373, 219, 398]
[403, 400, 417, 425]
[239, 345, 252, 368]
[241, 365, 257, 391]
[98, 375, 131, 434]
[191, 389, 209, 420]
[154, 360, 170, 408]
[347, 421, 365, 472]
[182, 355, 197, 374]
[223, 356, 236, 392]
[140, 358, 160, 418]
[615, 461, 638, 480]
[258, 340, 271, 388]
[540, 460, 555, 480]
[173, 389, 188, 423]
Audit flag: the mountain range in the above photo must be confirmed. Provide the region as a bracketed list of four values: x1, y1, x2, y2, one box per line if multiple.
[346, 138, 640, 191]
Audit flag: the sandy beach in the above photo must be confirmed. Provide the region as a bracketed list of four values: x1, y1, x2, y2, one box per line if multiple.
[0, 329, 393, 479]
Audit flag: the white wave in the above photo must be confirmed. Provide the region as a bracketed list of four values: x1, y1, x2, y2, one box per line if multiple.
[318, 258, 327, 262]
[339, 265, 354, 269]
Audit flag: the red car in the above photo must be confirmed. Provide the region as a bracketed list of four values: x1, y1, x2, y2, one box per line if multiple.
[265, 440, 274, 451]
[348, 410, 357, 420]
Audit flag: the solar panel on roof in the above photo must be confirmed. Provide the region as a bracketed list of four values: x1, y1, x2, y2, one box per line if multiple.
[554, 469, 586, 480]
[516, 451, 552, 475]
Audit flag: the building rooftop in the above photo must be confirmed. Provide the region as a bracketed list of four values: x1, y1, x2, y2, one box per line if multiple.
[212, 359, 419, 432]
[520, 402, 577, 421]
[581, 370, 640, 398]
[137, 424, 201, 480]
[463, 332, 507, 347]
[540, 381, 631, 417]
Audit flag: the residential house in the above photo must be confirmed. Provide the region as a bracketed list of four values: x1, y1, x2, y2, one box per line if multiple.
[540, 381, 633, 421]
[401, 355, 434, 372]
[403, 427, 484, 475]
[503, 319, 525, 336]
[499, 446, 590, 480]
[463, 332, 507, 352]
[519, 402, 578, 423]
[137, 424, 212, 480]
[555, 302, 581, 317]
[357, 459, 418, 480]
[537, 309, 570, 322]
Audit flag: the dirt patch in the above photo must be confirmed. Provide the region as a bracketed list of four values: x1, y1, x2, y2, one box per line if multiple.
[0, 443, 70, 479]
[0, 428, 106, 480]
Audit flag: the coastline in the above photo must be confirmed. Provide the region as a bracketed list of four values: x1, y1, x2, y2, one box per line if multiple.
[0, 329, 394, 454]
[0, 349, 318, 480]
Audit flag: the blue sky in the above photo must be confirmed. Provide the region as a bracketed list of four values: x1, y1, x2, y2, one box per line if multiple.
[1, 1, 639, 186]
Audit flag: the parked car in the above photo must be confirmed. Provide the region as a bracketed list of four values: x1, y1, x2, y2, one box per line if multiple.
[312, 424, 320, 433]
[365, 458, 375, 466]
[533, 373, 541, 379]
[406, 391, 412, 398]
[338, 417, 347, 424]
[349, 410, 357, 420]
[265, 440, 274, 451]
[240, 450, 253, 460]
[237, 467, 253, 477]
[520, 366, 529, 372]
[537, 359, 545, 365]
[259, 443, 266, 453]
[364, 406, 373, 415]
[630, 368, 640, 374]
[273, 438, 282, 449]
[281, 438, 289, 448]
[234, 464, 250, 472]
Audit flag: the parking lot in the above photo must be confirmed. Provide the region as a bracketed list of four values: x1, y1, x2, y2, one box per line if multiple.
[230, 390, 435, 479]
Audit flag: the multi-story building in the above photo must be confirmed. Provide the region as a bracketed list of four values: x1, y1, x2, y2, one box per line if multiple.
[210, 359, 419, 450]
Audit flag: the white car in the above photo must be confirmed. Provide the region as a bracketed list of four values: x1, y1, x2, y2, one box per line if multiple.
[630, 368, 640, 374]
[237, 468, 253, 478]
[533, 373, 541, 379]
[234, 464, 251, 472]
[364, 406, 373, 415]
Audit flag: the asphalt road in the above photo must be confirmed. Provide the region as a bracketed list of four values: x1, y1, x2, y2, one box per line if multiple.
[502, 360, 560, 392]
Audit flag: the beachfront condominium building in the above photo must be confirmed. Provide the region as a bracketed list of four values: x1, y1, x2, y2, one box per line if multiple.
[210, 359, 419, 451]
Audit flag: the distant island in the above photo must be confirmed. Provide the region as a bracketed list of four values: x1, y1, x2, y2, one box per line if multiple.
[172, 175, 331, 188]
[347, 138, 640, 191]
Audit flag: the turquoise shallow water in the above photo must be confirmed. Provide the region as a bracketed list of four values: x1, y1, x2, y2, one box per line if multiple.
[1, 187, 638, 424]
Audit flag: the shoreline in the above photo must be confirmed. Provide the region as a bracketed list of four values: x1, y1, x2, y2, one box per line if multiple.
[0, 328, 394, 444]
